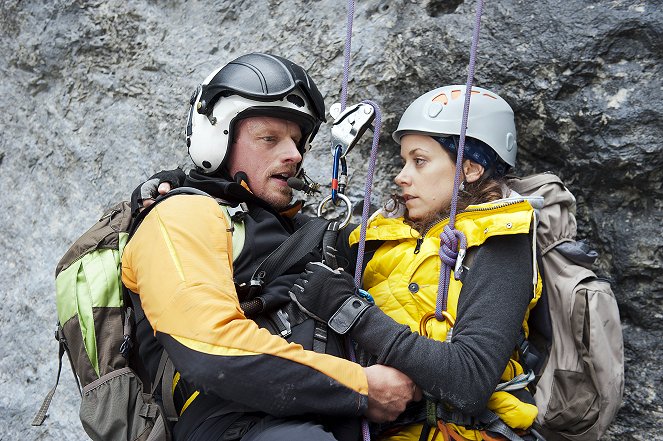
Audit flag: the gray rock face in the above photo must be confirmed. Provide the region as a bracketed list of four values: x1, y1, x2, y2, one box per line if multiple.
[1, 1, 660, 439]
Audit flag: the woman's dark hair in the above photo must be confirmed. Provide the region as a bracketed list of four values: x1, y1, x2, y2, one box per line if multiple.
[385, 148, 507, 233]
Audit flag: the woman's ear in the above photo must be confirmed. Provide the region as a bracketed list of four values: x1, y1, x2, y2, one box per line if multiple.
[463, 159, 485, 183]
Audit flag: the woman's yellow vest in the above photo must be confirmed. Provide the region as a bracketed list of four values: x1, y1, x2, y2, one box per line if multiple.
[349, 200, 543, 441]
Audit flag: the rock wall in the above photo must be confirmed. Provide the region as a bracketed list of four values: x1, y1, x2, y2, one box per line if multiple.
[0, 0, 660, 439]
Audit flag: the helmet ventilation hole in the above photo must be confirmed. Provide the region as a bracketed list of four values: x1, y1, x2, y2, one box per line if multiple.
[202, 161, 212, 169]
[286, 94, 305, 108]
[432, 93, 448, 104]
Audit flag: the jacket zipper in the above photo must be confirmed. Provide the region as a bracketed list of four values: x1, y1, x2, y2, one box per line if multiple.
[412, 199, 526, 255]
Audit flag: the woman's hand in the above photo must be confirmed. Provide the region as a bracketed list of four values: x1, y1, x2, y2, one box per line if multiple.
[288, 262, 361, 321]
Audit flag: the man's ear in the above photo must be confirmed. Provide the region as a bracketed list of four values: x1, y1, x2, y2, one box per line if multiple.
[463, 159, 485, 183]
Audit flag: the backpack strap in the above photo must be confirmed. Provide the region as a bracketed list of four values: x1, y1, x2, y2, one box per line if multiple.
[129, 186, 218, 237]
[31, 326, 82, 426]
[155, 350, 179, 423]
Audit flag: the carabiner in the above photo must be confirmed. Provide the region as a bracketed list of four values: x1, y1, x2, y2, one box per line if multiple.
[317, 193, 352, 229]
[331, 146, 348, 204]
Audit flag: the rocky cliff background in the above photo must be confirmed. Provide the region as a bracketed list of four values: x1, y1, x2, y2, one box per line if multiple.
[0, 0, 660, 439]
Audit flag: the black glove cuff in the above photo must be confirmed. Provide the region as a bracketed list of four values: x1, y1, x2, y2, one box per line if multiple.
[328, 296, 371, 335]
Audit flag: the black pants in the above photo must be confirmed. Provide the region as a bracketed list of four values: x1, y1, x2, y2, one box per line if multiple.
[185, 414, 340, 441]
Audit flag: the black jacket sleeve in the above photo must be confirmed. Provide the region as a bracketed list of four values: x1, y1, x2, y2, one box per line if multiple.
[348, 233, 534, 415]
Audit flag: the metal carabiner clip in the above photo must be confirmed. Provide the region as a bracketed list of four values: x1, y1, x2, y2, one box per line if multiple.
[331, 146, 348, 204]
[317, 193, 352, 229]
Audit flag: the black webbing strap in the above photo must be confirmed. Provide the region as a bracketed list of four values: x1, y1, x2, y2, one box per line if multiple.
[249, 217, 332, 287]
[155, 350, 179, 423]
[314, 220, 341, 353]
[313, 321, 328, 354]
[482, 417, 527, 441]
[32, 327, 80, 426]
[322, 221, 341, 268]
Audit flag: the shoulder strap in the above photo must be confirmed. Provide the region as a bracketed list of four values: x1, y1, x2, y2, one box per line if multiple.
[249, 216, 332, 288]
[129, 186, 216, 237]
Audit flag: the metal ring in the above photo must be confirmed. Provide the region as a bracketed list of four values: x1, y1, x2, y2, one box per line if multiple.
[317, 193, 352, 229]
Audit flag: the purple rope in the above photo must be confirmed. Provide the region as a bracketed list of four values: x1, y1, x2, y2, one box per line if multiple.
[339, 2, 370, 440]
[436, 0, 484, 320]
[347, 101, 381, 441]
[354, 100, 382, 287]
[340, 0, 355, 111]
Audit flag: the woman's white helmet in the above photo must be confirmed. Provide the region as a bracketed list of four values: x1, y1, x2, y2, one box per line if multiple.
[392, 85, 517, 168]
[186, 53, 326, 174]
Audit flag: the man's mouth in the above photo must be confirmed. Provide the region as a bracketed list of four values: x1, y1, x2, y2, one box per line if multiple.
[271, 172, 294, 183]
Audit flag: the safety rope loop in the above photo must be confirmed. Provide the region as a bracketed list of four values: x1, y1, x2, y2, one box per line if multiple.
[436, 226, 467, 319]
[439, 226, 467, 267]
[436, 0, 485, 321]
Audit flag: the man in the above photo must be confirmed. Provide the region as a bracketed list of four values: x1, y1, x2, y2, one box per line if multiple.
[121, 53, 417, 441]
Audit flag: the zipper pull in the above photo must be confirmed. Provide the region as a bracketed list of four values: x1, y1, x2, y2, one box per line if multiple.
[414, 237, 423, 254]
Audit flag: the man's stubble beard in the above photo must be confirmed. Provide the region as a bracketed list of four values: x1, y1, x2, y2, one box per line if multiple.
[261, 185, 294, 212]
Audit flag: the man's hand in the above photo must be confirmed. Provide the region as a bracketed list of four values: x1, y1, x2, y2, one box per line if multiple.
[363, 365, 422, 423]
[141, 181, 172, 209]
[130, 168, 185, 215]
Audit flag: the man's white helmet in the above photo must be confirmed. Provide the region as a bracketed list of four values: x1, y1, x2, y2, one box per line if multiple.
[186, 53, 326, 174]
[392, 85, 517, 167]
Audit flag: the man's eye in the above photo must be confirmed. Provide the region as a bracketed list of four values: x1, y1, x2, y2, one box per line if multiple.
[262, 136, 276, 142]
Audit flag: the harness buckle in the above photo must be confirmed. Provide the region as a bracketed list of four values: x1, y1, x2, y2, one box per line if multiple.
[275, 309, 292, 338]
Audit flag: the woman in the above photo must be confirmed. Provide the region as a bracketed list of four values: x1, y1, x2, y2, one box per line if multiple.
[290, 85, 542, 441]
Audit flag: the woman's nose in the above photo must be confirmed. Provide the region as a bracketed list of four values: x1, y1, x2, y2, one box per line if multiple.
[394, 168, 409, 187]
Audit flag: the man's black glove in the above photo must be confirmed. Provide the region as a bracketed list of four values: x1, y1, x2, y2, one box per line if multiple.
[130, 168, 186, 216]
[289, 262, 372, 334]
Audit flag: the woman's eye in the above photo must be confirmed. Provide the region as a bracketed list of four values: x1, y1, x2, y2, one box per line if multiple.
[415, 158, 426, 166]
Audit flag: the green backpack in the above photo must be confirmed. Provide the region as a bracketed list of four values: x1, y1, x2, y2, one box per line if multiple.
[32, 200, 176, 440]
[32, 187, 244, 441]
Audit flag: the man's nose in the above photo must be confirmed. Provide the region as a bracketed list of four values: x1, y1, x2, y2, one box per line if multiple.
[282, 138, 303, 163]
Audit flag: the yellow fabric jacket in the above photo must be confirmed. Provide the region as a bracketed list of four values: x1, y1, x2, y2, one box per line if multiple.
[122, 194, 368, 420]
[350, 199, 542, 440]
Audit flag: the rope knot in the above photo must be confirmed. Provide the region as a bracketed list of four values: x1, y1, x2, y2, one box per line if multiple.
[439, 225, 467, 267]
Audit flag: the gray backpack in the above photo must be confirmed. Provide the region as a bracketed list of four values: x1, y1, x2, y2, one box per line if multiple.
[509, 173, 624, 441]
